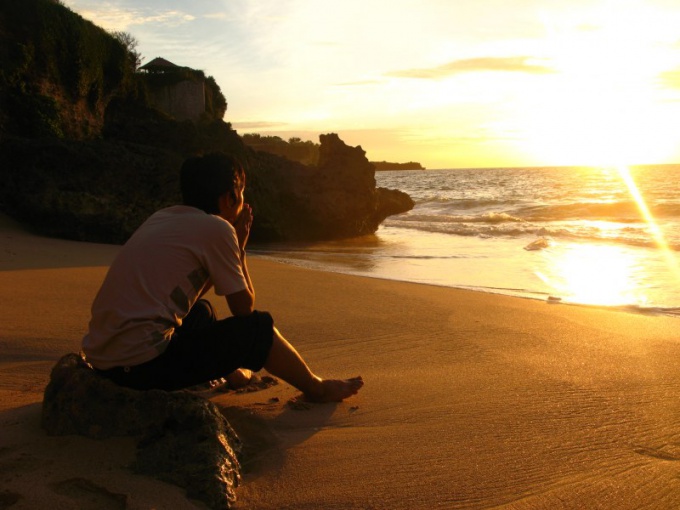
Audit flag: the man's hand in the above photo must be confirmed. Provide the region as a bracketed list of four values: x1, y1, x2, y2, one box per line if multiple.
[234, 203, 253, 253]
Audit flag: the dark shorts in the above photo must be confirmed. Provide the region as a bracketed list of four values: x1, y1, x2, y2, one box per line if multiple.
[97, 300, 274, 391]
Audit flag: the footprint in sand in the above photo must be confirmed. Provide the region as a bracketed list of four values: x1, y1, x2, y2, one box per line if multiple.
[49, 478, 128, 510]
[634, 446, 680, 461]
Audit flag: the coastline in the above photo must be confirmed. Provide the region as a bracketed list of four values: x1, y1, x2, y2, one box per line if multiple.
[2, 215, 680, 509]
[251, 237, 680, 319]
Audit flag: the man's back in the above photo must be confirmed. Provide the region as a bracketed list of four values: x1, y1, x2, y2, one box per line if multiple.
[83, 205, 246, 369]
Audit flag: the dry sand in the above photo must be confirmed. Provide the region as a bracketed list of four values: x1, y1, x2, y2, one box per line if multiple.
[1, 212, 680, 509]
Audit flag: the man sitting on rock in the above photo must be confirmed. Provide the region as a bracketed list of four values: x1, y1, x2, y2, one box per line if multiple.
[82, 152, 363, 401]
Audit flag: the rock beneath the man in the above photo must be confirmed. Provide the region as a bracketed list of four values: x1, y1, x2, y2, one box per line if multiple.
[41, 353, 242, 509]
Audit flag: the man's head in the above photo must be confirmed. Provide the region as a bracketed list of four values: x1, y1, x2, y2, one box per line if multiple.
[180, 153, 245, 215]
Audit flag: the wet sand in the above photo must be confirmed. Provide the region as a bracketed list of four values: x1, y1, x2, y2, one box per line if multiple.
[1, 213, 680, 509]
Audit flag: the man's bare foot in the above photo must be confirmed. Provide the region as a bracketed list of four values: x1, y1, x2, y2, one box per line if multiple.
[226, 368, 253, 389]
[303, 376, 363, 403]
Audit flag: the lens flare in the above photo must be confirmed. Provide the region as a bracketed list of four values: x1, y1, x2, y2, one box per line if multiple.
[616, 165, 680, 282]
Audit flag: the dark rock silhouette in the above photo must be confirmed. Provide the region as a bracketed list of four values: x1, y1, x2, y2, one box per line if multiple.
[41, 353, 242, 509]
[372, 160, 425, 171]
[245, 133, 415, 240]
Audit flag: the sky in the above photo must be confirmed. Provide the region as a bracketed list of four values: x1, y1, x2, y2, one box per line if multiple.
[63, 0, 680, 169]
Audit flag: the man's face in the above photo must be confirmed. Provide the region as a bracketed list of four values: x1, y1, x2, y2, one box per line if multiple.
[232, 186, 245, 218]
[219, 185, 245, 224]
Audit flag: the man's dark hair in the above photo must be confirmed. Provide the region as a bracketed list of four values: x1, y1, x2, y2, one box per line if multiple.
[180, 153, 245, 214]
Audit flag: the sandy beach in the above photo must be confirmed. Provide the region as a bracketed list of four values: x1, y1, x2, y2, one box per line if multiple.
[2, 212, 680, 510]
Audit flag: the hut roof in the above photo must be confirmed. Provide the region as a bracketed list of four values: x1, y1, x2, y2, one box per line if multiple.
[139, 57, 179, 72]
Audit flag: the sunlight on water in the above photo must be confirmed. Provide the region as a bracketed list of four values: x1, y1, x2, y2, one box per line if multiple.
[537, 244, 644, 306]
[533, 165, 680, 307]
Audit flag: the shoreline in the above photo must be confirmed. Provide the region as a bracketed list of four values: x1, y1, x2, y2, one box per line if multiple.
[252, 249, 680, 319]
[3, 214, 680, 508]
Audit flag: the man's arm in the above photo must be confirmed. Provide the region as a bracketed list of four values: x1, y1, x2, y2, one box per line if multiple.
[226, 251, 254, 316]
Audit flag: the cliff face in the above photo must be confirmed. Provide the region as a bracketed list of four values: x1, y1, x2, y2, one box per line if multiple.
[0, 0, 414, 244]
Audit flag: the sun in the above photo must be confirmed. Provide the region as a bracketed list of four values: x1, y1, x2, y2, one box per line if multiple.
[517, 3, 678, 167]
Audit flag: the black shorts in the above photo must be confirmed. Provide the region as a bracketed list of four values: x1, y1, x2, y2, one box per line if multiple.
[97, 300, 274, 391]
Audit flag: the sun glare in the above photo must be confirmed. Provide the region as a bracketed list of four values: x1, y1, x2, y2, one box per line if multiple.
[538, 165, 680, 307]
[541, 244, 641, 306]
[519, 3, 677, 167]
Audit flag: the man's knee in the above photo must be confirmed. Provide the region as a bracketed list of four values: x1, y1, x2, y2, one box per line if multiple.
[184, 299, 216, 329]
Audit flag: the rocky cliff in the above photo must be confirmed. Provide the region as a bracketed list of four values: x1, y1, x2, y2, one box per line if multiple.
[0, 0, 413, 244]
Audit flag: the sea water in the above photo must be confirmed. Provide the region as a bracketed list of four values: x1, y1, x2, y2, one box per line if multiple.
[251, 165, 680, 316]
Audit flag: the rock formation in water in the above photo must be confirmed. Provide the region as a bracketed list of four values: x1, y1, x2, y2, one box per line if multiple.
[371, 160, 425, 171]
[245, 133, 415, 240]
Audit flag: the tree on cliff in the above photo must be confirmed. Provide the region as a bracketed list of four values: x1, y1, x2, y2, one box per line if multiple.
[111, 31, 143, 71]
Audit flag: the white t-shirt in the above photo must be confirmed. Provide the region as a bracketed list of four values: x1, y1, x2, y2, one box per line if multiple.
[82, 205, 248, 370]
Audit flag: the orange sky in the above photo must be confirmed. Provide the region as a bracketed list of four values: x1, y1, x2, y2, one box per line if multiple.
[66, 0, 680, 169]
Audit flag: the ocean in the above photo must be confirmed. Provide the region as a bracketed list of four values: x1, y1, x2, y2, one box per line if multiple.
[251, 165, 680, 316]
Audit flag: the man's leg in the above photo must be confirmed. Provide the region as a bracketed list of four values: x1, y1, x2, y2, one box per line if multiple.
[179, 299, 216, 330]
[263, 327, 363, 402]
[181, 300, 253, 389]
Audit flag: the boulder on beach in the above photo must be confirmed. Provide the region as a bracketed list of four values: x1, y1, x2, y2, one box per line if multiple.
[41, 353, 242, 510]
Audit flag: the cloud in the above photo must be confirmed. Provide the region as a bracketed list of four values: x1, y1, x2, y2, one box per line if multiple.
[658, 69, 680, 89]
[333, 80, 384, 87]
[386, 56, 555, 79]
[126, 10, 195, 27]
[72, 5, 196, 31]
[203, 12, 229, 20]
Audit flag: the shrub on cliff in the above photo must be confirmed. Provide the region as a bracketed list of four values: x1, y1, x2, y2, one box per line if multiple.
[242, 134, 320, 166]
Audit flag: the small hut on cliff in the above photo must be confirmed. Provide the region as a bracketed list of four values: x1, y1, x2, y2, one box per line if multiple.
[139, 57, 206, 122]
